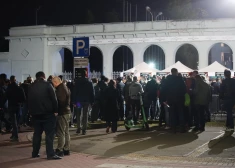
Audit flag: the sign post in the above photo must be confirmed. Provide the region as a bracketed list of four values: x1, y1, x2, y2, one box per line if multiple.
[73, 37, 90, 79]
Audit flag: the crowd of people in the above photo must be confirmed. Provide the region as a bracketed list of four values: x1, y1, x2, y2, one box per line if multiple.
[0, 68, 235, 160]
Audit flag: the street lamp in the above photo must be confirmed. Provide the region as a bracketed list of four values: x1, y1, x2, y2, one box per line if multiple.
[146, 6, 153, 22]
[155, 12, 163, 21]
[36, 6, 41, 25]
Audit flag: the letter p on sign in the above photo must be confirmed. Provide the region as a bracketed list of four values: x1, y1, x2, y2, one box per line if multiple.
[73, 37, 90, 57]
[76, 40, 85, 55]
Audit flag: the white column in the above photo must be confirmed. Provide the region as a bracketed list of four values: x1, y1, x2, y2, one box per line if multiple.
[162, 43, 175, 68]
[130, 44, 144, 66]
[196, 42, 211, 69]
[98, 45, 113, 79]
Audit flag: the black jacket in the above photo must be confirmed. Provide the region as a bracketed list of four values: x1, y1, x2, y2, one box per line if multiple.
[6, 83, 26, 107]
[220, 78, 235, 100]
[56, 83, 71, 116]
[162, 75, 186, 104]
[28, 78, 58, 116]
[145, 79, 159, 100]
[117, 81, 125, 99]
[73, 77, 95, 104]
[21, 83, 30, 100]
[104, 86, 120, 121]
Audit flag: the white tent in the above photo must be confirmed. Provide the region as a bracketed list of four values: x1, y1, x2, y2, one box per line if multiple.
[123, 62, 160, 75]
[161, 61, 193, 73]
[199, 61, 229, 72]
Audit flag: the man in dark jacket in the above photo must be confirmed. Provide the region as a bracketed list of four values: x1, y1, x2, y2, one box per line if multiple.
[123, 76, 132, 118]
[0, 74, 11, 133]
[220, 69, 235, 132]
[52, 76, 71, 157]
[98, 76, 108, 120]
[28, 71, 61, 160]
[6, 76, 26, 141]
[116, 77, 125, 120]
[20, 80, 30, 126]
[73, 70, 94, 135]
[162, 68, 186, 133]
[145, 75, 159, 120]
[91, 78, 100, 122]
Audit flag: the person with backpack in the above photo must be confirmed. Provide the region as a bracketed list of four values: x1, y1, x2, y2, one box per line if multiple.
[219, 69, 235, 132]
[6, 76, 26, 141]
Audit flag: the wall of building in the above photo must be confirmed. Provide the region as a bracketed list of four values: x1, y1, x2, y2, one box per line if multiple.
[1, 18, 235, 81]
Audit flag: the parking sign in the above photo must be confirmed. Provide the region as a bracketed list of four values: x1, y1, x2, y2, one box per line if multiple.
[73, 37, 89, 57]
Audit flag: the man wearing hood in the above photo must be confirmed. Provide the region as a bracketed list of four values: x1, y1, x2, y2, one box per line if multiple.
[193, 75, 211, 132]
[162, 68, 186, 133]
[73, 70, 94, 135]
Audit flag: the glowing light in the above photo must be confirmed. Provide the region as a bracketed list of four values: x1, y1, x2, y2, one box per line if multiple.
[149, 62, 155, 68]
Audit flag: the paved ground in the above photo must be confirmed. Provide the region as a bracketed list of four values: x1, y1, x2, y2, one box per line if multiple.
[1, 124, 235, 168]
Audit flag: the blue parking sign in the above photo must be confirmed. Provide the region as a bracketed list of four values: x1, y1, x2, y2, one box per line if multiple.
[73, 37, 90, 57]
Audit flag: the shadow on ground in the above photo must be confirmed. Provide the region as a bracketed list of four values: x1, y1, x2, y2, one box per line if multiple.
[101, 128, 199, 157]
[208, 136, 235, 155]
[0, 157, 45, 168]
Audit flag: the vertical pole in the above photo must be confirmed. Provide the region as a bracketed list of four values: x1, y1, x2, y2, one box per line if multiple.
[130, 3, 131, 22]
[146, 9, 147, 21]
[123, 0, 125, 22]
[127, 1, 128, 22]
[36, 10, 37, 25]
[136, 4, 137, 21]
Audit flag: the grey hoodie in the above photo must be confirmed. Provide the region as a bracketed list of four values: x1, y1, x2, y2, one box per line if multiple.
[129, 82, 144, 100]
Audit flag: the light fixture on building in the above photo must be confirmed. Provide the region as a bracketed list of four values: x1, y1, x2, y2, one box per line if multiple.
[221, 43, 224, 47]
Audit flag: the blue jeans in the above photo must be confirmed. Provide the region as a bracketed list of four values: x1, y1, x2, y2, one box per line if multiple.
[224, 99, 235, 129]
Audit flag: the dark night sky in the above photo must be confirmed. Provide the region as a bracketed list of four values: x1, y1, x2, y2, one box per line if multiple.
[1, 0, 235, 38]
[0, 0, 235, 55]
[1, 0, 235, 72]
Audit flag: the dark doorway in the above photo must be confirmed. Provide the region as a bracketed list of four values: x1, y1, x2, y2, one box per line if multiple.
[113, 46, 133, 72]
[143, 45, 165, 70]
[61, 48, 73, 73]
[175, 44, 199, 70]
[89, 47, 103, 72]
[209, 43, 233, 70]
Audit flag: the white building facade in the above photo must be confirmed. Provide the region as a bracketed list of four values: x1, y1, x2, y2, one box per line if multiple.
[0, 18, 235, 81]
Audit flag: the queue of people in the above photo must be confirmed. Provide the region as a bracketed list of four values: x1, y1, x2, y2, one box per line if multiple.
[0, 68, 234, 160]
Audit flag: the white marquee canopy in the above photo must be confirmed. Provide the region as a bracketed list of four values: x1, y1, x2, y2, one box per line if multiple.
[122, 62, 160, 76]
[161, 61, 194, 73]
[199, 61, 229, 72]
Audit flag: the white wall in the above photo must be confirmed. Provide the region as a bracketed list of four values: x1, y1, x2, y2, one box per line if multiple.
[6, 38, 45, 81]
